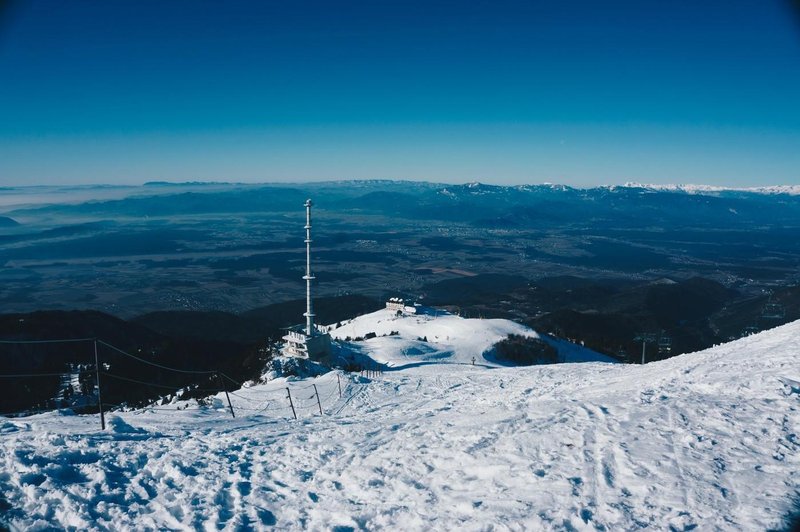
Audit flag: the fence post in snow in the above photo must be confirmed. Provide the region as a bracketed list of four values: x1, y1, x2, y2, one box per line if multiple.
[337, 374, 342, 398]
[313, 384, 323, 415]
[216, 373, 235, 419]
[93, 339, 105, 431]
[286, 387, 297, 420]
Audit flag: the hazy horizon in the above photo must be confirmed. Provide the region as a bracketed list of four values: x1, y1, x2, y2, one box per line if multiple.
[2, 177, 800, 190]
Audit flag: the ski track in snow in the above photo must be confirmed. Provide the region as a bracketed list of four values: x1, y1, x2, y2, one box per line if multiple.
[1, 317, 799, 530]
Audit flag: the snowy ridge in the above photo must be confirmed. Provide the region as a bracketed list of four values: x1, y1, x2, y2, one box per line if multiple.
[622, 182, 800, 196]
[1, 319, 799, 530]
[328, 308, 615, 366]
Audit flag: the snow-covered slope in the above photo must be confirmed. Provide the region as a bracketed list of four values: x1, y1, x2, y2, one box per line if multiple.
[328, 307, 615, 366]
[1, 320, 799, 530]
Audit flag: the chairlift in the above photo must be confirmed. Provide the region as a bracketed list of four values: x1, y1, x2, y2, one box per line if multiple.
[761, 302, 786, 320]
[742, 325, 760, 337]
[657, 335, 672, 354]
[633, 332, 658, 364]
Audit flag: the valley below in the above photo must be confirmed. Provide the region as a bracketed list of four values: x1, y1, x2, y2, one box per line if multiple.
[1, 181, 798, 363]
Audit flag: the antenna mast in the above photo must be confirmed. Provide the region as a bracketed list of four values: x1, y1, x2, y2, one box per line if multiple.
[303, 199, 316, 336]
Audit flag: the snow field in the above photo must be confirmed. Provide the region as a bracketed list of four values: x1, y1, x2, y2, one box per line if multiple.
[0, 317, 798, 530]
[329, 308, 616, 367]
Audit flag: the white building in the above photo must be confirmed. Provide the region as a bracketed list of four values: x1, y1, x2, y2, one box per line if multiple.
[282, 328, 332, 359]
[386, 297, 418, 315]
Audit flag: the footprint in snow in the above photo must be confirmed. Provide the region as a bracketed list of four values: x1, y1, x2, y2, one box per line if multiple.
[568, 477, 583, 496]
[214, 482, 235, 525]
[256, 508, 277, 526]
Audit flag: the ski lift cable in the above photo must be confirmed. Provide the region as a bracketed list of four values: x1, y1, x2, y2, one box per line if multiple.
[0, 372, 68, 378]
[97, 340, 218, 376]
[217, 372, 245, 387]
[101, 372, 183, 390]
[0, 338, 242, 389]
[0, 338, 95, 345]
[101, 372, 219, 393]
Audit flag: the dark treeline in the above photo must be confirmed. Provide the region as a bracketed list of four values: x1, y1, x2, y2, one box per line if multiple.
[425, 275, 800, 362]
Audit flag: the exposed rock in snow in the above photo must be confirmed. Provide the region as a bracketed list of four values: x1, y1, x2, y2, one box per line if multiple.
[261, 356, 331, 381]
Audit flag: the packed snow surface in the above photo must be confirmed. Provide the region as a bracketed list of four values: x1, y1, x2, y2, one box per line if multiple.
[328, 308, 616, 366]
[1, 316, 799, 530]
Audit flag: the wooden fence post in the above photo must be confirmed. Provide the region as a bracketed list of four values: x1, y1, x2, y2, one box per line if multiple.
[216, 373, 235, 418]
[313, 384, 323, 415]
[286, 388, 297, 420]
[93, 339, 105, 430]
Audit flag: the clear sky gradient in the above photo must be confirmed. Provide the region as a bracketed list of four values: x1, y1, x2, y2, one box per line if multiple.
[1, 0, 799, 187]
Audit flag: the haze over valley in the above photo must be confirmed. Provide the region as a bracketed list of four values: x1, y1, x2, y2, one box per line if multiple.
[2, 180, 798, 361]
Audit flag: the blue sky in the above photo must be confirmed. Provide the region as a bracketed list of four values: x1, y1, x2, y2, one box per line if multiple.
[1, 0, 798, 187]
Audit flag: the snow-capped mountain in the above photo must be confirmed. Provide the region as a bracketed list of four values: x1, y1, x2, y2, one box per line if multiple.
[1, 314, 798, 530]
[622, 182, 800, 196]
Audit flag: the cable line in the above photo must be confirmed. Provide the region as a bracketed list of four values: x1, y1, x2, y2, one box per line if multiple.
[1, 337, 241, 386]
[101, 372, 216, 392]
[97, 340, 217, 375]
[218, 372, 245, 388]
[0, 372, 67, 378]
[227, 391, 263, 404]
[0, 338, 95, 345]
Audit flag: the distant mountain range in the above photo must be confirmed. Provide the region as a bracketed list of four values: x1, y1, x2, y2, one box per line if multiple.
[622, 182, 800, 195]
[5, 180, 799, 230]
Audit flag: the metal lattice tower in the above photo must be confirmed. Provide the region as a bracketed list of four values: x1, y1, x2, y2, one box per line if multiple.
[302, 199, 316, 336]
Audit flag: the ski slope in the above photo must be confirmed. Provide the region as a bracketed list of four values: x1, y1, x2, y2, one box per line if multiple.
[1, 318, 799, 530]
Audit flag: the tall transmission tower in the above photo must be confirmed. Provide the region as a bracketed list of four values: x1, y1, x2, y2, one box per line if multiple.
[303, 199, 316, 336]
[280, 198, 332, 361]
